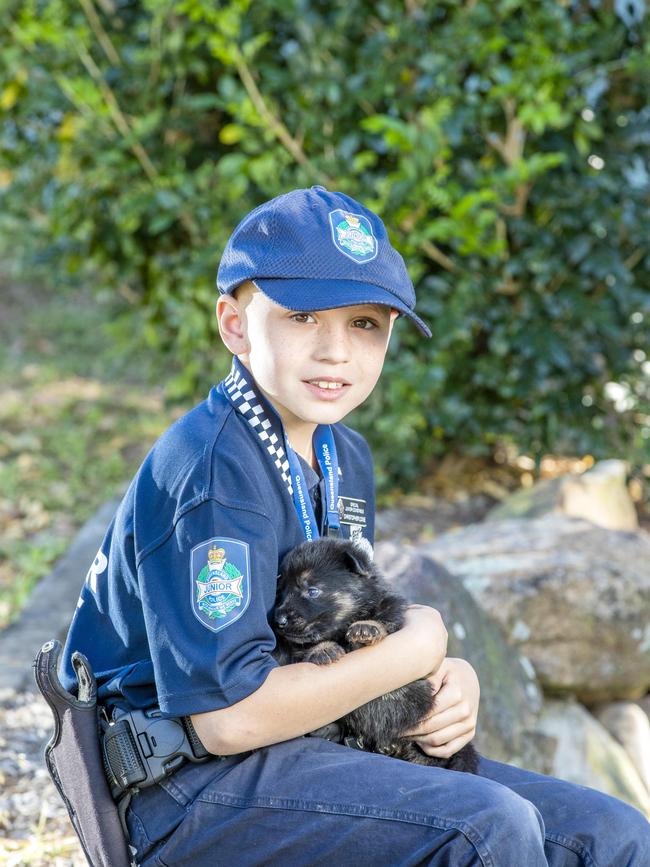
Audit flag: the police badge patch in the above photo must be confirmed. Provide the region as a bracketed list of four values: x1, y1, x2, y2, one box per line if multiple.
[328, 209, 378, 263]
[190, 537, 251, 633]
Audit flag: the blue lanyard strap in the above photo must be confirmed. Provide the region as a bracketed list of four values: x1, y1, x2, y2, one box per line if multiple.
[284, 447, 318, 541]
[220, 359, 340, 541]
[284, 425, 340, 541]
[313, 425, 340, 536]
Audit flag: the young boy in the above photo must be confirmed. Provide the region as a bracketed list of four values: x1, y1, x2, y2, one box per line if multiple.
[62, 186, 649, 865]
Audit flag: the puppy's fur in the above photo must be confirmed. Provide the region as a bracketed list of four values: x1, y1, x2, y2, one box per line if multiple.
[274, 537, 479, 774]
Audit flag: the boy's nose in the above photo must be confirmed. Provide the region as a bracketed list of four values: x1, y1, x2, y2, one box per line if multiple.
[313, 322, 351, 364]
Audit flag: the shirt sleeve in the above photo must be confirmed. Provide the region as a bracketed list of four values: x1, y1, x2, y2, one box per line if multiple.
[137, 497, 280, 717]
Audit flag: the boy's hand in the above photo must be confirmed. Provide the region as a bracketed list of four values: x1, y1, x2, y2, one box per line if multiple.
[403, 657, 480, 759]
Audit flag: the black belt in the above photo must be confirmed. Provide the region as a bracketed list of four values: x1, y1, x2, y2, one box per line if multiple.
[102, 707, 360, 814]
[101, 706, 212, 801]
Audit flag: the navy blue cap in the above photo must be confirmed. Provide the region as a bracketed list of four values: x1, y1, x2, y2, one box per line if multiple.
[217, 186, 431, 337]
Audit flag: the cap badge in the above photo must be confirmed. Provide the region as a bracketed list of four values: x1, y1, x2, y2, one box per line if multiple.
[328, 209, 378, 263]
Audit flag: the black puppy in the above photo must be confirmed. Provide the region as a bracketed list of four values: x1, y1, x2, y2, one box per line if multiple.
[274, 536, 479, 774]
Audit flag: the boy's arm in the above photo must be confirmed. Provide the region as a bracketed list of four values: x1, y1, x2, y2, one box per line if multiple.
[191, 605, 447, 755]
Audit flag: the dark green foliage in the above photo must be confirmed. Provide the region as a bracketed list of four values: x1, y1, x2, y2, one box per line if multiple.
[2, 0, 649, 489]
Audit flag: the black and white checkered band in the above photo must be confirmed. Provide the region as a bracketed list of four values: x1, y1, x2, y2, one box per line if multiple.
[223, 363, 294, 496]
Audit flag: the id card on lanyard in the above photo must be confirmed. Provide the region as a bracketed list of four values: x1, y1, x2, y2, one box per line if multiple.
[221, 359, 340, 542]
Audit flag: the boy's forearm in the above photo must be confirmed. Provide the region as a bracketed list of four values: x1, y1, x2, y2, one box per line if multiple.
[191, 625, 444, 755]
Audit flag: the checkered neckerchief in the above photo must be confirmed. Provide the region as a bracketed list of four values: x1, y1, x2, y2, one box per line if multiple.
[222, 360, 294, 496]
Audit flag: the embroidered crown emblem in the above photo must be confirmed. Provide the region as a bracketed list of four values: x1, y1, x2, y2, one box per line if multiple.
[208, 545, 225, 565]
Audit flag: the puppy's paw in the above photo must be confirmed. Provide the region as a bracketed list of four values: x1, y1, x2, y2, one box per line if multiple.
[346, 620, 387, 647]
[305, 641, 346, 665]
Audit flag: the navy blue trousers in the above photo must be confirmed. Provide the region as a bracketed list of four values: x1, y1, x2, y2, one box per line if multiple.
[126, 736, 650, 866]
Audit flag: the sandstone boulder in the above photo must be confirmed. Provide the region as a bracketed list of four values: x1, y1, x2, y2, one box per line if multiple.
[535, 699, 650, 818]
[487, 459, 638, 531]
[637, 694, 650, 720]
[421, 516, 650, 702]
[592, 701, 650, 793]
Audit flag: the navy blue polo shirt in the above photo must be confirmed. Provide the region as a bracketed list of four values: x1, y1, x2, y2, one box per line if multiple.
[61, 361, 375, 718]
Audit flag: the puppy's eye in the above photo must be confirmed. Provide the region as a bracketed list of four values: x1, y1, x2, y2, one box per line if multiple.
[307, 587, 321, 598]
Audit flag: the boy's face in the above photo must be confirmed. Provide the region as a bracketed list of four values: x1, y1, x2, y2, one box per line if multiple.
[219, 285, 397, 439]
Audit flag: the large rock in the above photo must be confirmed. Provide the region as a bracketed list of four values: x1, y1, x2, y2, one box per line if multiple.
[421, 516, 650, 702]
[592, 701, 650, 793]
[487, 460, 638, 531]
[535, 699, 650, 818]
[375, 494, 496, 543]
[637, 694, 650, 720]
[374, 542, 553, 772]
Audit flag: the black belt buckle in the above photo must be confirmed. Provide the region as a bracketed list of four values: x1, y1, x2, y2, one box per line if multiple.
[102, 707, 210, 799]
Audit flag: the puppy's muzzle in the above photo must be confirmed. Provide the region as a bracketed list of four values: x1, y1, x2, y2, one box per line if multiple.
[274, 605, 301, 632]
[274, 607, 317, 643]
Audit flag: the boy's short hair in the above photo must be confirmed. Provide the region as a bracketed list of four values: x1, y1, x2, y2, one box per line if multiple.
[217, 186, 431, 337]
[231, 280, 257, 302]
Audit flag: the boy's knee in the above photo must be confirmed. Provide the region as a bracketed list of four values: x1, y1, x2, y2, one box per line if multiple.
[467, 785, 547, 867]
[488, 785, 546, 841]
[576, 791, 650, 863]
[423, 777, 547, 866]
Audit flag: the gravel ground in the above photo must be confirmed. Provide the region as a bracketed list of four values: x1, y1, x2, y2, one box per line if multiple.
[0, 687, 85, 866]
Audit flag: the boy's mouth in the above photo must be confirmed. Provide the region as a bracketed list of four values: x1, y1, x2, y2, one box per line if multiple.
[303, 377, 350, 400]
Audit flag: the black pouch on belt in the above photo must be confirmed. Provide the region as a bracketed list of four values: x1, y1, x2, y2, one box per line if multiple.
[33, 639, 135, 867]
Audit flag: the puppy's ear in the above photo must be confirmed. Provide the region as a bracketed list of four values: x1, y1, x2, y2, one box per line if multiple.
[342, 546, 372, 577]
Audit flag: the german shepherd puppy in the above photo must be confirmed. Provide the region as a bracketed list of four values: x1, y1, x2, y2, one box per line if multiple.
[274, 537, 479, 773]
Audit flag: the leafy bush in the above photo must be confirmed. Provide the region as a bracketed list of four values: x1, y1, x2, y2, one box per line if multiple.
[2, 0, 649, 490]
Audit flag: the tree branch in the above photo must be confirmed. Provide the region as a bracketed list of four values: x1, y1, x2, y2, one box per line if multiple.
[485, 98, 530, 218]
[624, 246, 646, 271]
[234, 50, 332, 186]
[419, 239, 458, 272]
[78, 0, 121, 67]
[76, 43, 158, 182]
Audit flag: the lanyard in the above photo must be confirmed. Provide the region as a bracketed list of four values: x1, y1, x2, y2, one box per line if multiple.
[220, 359, 340, 541]
[285, 425, 340, 541]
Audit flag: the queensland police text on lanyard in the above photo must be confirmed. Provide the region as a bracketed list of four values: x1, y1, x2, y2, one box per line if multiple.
[286, 425, 340, 541]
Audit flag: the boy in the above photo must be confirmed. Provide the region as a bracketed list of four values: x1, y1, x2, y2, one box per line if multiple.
[62, 186, 649, 865]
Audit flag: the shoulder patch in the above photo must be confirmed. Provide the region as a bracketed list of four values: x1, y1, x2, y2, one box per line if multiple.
[190, 537, 251, 633]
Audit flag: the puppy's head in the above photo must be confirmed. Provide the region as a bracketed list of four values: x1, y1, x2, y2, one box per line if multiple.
[274, 538, 375, 645]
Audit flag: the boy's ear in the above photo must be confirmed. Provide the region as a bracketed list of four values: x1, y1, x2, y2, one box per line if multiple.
[216, 294, 250, 356]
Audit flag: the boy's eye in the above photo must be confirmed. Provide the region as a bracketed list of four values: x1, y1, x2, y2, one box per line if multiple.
[306, 587, 321, 598]
[352, 318, 377, 330]
[290, 312, 316, 324]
